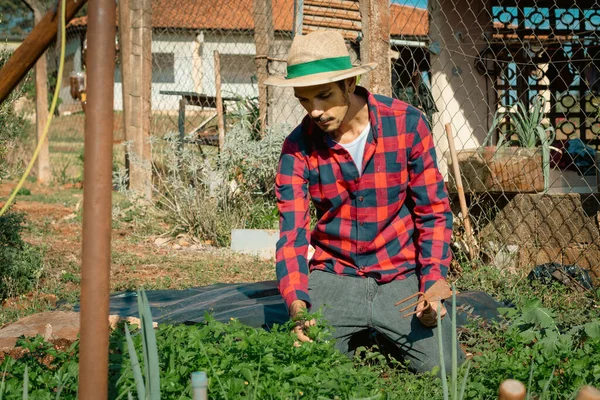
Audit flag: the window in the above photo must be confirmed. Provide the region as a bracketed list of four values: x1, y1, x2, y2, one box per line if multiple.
[220, 54, 257, 84]
[152, 52, 175, 83]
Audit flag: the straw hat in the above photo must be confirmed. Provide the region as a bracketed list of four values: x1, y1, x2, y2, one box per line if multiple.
[264, 31, 377, 87]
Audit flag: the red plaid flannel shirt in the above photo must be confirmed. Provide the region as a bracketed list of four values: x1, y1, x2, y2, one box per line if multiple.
[275, 87, 452, 310]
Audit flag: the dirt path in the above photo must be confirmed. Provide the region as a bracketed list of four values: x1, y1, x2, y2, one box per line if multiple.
[0, 181, 275, 324]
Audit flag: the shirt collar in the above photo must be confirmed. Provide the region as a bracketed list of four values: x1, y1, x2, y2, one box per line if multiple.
[308, 85, 381, 146]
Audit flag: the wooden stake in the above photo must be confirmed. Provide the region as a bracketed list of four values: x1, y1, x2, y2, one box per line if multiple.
[576, 386, 600, 400]
[27, 3, 51, 183]
[119, 0, 153, 198]
[252, 0, 273, 136]
[445, 123, 477, 260]
[214, 50, 225, 150]
[498, 380, 526, 400]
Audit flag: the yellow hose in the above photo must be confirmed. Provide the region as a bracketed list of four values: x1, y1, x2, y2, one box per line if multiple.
[0, 0, 67, 217]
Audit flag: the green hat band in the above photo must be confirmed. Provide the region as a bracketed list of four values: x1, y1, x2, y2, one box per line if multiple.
[286, 56, 353, 79]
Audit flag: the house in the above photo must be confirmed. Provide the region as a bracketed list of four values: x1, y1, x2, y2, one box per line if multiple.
[65, 0, 430, 113]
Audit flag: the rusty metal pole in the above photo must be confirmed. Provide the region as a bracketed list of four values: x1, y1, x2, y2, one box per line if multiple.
[78, 0, 116, 396]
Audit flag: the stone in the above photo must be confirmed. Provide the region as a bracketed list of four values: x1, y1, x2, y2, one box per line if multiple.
[479, 194, 538, 246]
[154, 237, 171, 247]
[562, 244, 600, 285]
[536, 194, 599, 247]
[518, 246, 562, 271]
[231, 229, 279, 260]
[0, 311, 79, 350]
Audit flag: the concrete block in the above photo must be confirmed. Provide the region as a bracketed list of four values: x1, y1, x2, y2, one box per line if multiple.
[231, 229, 279, 260]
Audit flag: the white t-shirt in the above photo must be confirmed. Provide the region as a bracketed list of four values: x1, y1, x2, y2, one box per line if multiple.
[338, 124, 370, 176]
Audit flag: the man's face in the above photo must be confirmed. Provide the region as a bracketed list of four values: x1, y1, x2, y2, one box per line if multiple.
[293, 81, 352, 133]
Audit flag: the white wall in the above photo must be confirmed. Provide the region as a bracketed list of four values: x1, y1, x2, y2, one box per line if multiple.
[201, 32, 259, 99]
[114, 32, 197, 111]
[429, 0, 493, 175]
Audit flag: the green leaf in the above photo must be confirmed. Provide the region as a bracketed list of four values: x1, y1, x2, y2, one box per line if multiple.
[22, 365, 27, 400]
[519, 329, 539, 343]
[138, 290, 161, 400]
[521, 303, 556, 329]
[584, 321, 600, 338]
[124, 323, 146, 400]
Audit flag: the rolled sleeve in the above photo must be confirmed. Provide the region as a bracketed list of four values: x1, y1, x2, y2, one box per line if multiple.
[406, 113, 453, 293]
[275, 137, 312, 311]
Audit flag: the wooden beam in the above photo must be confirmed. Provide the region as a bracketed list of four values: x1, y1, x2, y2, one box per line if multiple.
[359, 0, 391, 96]
[304, 0, 359, 11]
[304, 5, 361, 21]
[0, 0, 87, 103]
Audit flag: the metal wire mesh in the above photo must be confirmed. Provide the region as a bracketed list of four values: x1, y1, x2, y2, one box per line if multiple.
[32, 0, 600, 280]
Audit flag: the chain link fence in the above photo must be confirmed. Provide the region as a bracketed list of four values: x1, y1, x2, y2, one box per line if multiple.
[17, 0, 597, 280]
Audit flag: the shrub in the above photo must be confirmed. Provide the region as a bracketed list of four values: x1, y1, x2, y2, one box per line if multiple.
[0, 49, 30, 182]
[0, 212, 44, 300]
[115, 112, 291, 245]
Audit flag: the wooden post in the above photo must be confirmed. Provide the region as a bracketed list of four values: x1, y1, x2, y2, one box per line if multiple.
[293, 0, 303, 37]
[359, 0, 391, 96]
[214, 51, 225, 150]
[23, 0, 51, 183]
[119, 0, 152, 198]
[252, 0, 273, 135]
[445, 123, 478, 260]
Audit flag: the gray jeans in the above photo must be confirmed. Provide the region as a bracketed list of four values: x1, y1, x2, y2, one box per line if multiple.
[308, 270, 465, 374]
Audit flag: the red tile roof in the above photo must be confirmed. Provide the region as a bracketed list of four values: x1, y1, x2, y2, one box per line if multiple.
[68, 0, 428, 37]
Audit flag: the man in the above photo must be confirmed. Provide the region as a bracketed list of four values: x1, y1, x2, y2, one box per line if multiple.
[265, 31, 463, 373]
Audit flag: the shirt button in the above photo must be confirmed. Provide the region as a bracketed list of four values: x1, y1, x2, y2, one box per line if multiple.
[345, 154, 350, 160]
[358, 196, 364, 202]
[359, 246, 364, 252]
[359, 221, 364, 226]
[354, 177, 359, 183]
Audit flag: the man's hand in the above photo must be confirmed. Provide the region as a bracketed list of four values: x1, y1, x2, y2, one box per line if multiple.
[416, 298, 447, 327]
[289, 300, 316, 344]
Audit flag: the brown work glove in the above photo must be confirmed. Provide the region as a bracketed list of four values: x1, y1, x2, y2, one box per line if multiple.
[416, 298, 447, 327]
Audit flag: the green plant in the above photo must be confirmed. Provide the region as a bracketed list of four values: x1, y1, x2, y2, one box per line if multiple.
[124, 290, 161, 400]
[115, 116, 289, 244]
[0, 212, 44, 300]
[485, 96, 555, 190]
[0, 50, 30, 183]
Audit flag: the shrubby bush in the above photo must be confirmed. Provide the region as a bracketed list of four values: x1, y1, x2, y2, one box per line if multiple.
[116, 109, 290, 246]
[0, 49, 29, 181]
[0, 212, 44, 300]
[0, 50, 42, 300]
